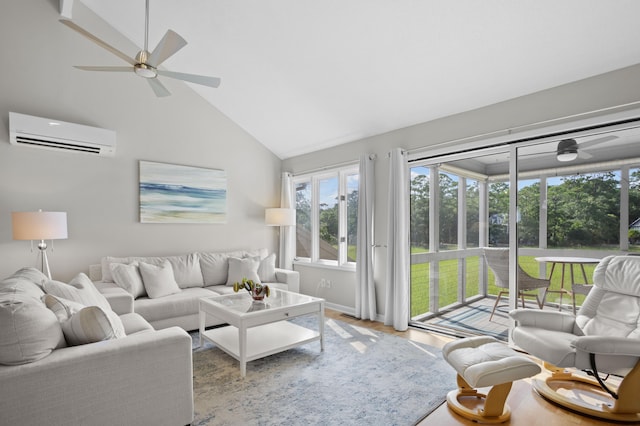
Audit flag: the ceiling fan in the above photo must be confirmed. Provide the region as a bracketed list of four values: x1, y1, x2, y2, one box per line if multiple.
[519, 135, 618, 162]
[59, 0, 220, 97]
[555, 135, 618, 162]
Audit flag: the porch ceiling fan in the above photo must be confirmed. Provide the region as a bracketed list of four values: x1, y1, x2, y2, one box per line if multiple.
[60, 0, 220, 97]
[555, 135, 618, 162]
[519, 135, 618, 162]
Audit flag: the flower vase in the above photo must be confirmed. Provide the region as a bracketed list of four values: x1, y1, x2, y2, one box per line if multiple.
[251, 287, 265, 301]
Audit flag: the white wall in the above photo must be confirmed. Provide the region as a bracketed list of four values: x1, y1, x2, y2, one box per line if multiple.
[283, 63, 640, 314]
[0, 1, 282, 281]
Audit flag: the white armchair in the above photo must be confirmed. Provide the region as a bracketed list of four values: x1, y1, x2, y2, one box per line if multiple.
[509, 255, 640, 423]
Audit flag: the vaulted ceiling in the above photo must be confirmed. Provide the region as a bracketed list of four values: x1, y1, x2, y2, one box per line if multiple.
[77, 0, 640, 159]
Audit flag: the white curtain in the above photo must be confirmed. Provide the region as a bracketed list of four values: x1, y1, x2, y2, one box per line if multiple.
[384, 148, 410, 331]
[355, 154, 376, 320]
[279, 172, 295, 269]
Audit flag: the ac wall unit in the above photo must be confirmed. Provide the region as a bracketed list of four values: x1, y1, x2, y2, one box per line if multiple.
[9, 112, 116, 156]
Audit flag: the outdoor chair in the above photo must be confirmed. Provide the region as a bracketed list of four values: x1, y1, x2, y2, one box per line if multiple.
[483, 248, 550, 321]
[510, 255, 640, 423]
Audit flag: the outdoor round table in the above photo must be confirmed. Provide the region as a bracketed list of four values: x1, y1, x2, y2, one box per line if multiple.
[534, 256, 601, 314]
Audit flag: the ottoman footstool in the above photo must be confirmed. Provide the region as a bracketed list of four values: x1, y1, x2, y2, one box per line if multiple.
[442, 336, 540, 423]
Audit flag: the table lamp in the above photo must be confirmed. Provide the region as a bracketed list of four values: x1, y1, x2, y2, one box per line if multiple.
[12, 210, 68, 279]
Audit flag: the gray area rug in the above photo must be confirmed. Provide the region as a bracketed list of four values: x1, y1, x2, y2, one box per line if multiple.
[190, 316, 453, 426]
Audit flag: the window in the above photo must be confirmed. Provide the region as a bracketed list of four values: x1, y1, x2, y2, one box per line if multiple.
[293, 165, 359, 267]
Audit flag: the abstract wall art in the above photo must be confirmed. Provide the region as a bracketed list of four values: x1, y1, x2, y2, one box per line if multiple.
[139, 161, 227, 223]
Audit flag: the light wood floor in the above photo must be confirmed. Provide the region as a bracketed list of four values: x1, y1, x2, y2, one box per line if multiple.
[325, 309, 638, 426]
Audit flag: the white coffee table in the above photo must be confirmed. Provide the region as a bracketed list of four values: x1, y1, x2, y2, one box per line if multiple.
[198, 289, 325, 377]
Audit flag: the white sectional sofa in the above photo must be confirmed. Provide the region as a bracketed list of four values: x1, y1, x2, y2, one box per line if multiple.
[0, 267, 194, 426]
[91, 248, 300, 331]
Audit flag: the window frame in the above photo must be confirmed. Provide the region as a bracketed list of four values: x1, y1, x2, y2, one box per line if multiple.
[292, 164, 359, 269]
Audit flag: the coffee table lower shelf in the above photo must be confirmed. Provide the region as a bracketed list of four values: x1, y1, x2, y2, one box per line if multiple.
[201, 320, 321, 371]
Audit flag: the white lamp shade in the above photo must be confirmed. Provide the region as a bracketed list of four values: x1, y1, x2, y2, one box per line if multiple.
[265, 208, 296, 226]
[12, 211, 68, 240]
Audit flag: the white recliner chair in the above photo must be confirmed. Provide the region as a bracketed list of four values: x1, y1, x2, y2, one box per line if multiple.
[510, 255, 640, 423]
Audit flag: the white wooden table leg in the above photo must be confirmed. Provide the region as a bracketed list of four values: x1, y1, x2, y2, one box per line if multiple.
[198, 307, 205, 348]
[319, 302, 325, 352]
[239, 325, 247, 378]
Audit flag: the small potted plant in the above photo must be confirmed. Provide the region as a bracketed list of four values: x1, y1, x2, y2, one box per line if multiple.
[233, 278, 270, 301]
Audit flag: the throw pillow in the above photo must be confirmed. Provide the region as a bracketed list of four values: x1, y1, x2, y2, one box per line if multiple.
[226, 256, 260, 286]
[138, 260, 181, 299]
[257, 253, 277, 282]
[43, 273, 112, 313]
[0, 292, 65, 365]
[42, 294, 85, 322]
[61, 305, 126, 346]
[109, 262, 146, 299]
[101, 256, 134, 283]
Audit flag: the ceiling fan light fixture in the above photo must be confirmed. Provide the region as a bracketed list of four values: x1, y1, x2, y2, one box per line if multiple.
[557, 151, 578, 162]
[557, 139, 579, 162]
[134, 64, 157, 79]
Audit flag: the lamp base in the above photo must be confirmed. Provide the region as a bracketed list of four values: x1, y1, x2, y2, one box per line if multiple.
[37, 240, 52, 280]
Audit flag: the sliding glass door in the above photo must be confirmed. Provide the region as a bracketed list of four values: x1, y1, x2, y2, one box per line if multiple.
[409, 123, 640, 338]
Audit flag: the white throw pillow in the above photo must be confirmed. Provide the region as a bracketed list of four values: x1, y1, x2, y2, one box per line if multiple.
[43, 273, 112, 313]
[138, 260, 181, 299]
[226, 256, 261, 286]
[61, 305, 126, 346]
[42, 294, 85, 321]
[43, 294, 125, 346]
[258, 253, 277, 282]
[0, 292, 65, 365]
[110, 262, 146, 299]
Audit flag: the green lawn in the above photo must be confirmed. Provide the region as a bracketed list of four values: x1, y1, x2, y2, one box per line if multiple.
[410, 255, 597, 317]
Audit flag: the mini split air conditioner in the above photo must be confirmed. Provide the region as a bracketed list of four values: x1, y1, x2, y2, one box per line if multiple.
[9, 112, 116, 156]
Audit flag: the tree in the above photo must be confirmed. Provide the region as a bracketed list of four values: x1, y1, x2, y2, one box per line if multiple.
[410, 172, 430, 248]
[489, 182, 509, 245]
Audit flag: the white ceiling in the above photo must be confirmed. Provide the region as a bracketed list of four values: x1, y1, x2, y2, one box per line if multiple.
[77, 0, 640, 159]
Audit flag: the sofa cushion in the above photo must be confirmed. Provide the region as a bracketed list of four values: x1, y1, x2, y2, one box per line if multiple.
[199, 252, 229, 286]
[134, 287, 217, 323]
[0, 271, 67, 365]
[139, 261, 182, 299]
[119, 312, 155, 335]
[258, 253, 277, 282]
[43, 273, 112, 313]
[246, 248, 269, 260]
[166, 253, 204, 289]
[199, 250, 245, 286]
[226, 256, 260, 286]
[110, 262, 147, 298]
[1, 267, 49, 291]
[0, 269, 47, 301]
[102, 254, 203, 289]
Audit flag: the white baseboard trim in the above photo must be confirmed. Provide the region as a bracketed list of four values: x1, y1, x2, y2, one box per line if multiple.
[324, 302, 385, 323]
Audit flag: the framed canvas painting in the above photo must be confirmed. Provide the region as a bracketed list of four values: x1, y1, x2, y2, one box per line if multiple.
[139, 161, 227, 223]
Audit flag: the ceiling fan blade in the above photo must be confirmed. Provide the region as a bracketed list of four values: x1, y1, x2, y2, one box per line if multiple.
[148, 30, 187, 68]
[578, 135, 618, 149]
[577, 150, 593, 160]
[147, 78, 171, 97]
[74, 66, 133, 72]
[157, 70, 221, 88]
[60, 19, 137, 66]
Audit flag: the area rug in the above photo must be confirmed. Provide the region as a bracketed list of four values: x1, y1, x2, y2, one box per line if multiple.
[432, 305, 509, 341]
[190, 317, 454, 426]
